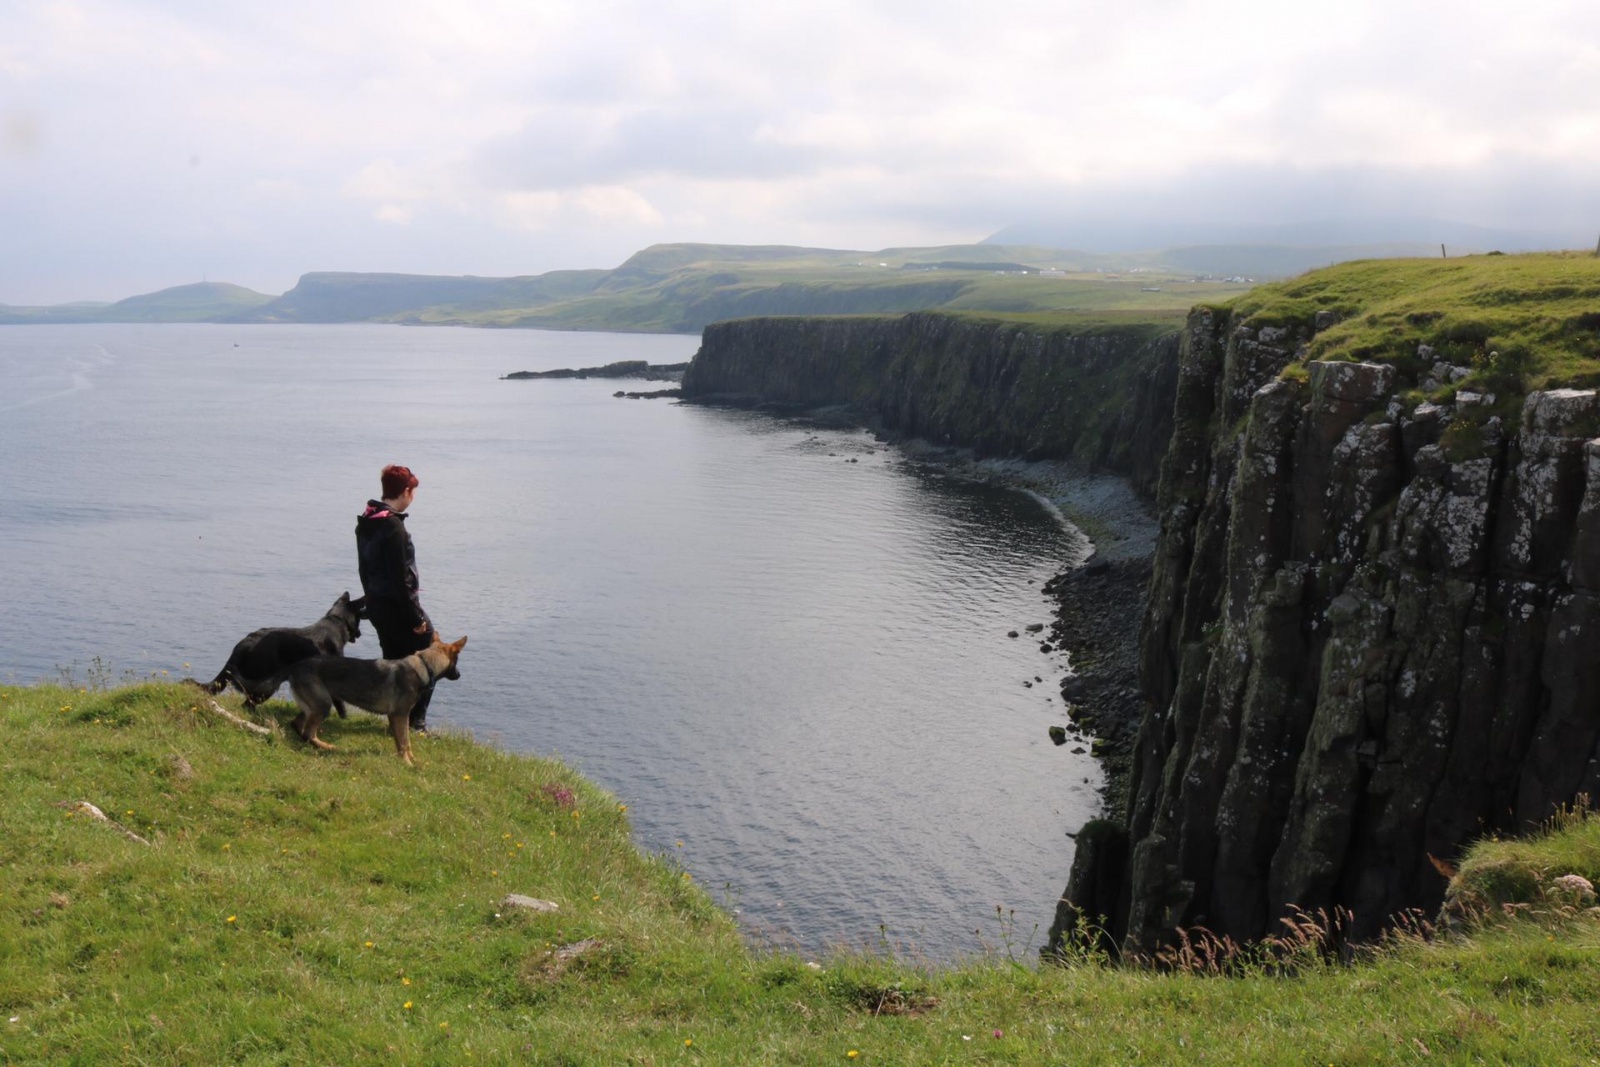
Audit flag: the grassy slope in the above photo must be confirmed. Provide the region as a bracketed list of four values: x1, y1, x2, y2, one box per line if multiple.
[5, 682, 1600, 1065]
[1233, 252, 1600, 395]
[396, 244, 1256, 333]
[462, 271, 1249, 334]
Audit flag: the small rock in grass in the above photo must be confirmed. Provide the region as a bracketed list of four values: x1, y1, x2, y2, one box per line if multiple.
[501, 894, 560, 913]
[1553, 874, 1597, 900]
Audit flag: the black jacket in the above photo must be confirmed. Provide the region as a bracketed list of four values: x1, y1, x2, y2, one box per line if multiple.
[356, 501, 429, 632]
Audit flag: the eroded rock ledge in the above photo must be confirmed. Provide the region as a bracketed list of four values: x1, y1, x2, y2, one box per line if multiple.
[1051, 307, 1600, 956]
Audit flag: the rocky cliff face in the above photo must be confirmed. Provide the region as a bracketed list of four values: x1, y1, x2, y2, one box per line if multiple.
[682, 313, 1182, 492]
[681, 303, 1600, 956]
[1055, 306, 1600, 954]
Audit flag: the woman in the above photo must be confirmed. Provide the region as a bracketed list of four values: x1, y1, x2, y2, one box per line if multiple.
[356, 463, 436, 733]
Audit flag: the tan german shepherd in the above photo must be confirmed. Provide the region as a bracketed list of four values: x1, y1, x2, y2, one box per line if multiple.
[284, 635, 466, 765]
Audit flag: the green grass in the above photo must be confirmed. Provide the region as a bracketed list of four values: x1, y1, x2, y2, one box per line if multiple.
[4, 681, 1600, 1065]
[1447, 801, 1600, 918]
[1233, 252, 1600, 396]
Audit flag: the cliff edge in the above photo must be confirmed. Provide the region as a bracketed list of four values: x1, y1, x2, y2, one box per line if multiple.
[1055, 253, 1600, 955]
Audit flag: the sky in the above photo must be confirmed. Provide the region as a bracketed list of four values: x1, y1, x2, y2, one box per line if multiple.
[4, 0, 1600, 303]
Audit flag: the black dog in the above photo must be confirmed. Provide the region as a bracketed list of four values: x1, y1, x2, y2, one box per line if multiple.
[197, 592, 366, 712]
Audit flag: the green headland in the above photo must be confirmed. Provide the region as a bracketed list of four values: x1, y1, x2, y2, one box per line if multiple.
[4, 681, 1598, 1065]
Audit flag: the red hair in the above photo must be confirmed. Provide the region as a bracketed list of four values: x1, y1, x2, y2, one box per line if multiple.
[380, 464, 419, 499]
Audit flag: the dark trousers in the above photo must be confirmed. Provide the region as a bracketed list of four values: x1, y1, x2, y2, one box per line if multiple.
[367, 599, 435, 729]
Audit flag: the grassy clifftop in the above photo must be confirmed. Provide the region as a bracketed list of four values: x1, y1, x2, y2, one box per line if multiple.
[1232, 252, 1600, 395]
[4, 681, 1600, 1064]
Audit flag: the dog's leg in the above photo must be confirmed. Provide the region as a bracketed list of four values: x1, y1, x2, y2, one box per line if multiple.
[305, 705, 336, 751]
[334, 698, 348, 720]
[302, 693, 336, 751]
[288, 677, 336, 750]
[390, 714, 414, 766]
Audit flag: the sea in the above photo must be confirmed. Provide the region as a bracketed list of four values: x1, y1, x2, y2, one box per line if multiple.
[0, 323, 1103, 961]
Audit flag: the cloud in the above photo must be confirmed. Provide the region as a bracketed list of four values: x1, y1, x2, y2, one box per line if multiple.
[479, 107, 835, 188]
[6, 0, 1600, 301]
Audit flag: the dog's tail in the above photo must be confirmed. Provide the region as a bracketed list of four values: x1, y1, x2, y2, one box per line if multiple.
[188, 672, 230, 695]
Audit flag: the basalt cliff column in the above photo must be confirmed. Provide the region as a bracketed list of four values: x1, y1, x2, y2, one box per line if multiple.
[682, 312, 1181, 492]
[1053, 307, 1600, 954]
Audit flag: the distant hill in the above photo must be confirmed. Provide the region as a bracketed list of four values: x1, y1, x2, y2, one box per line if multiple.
[0, 282, 275, 324]
[105, 282, 276, 322]
[248, 270, 607, 323]
[22, 231, 1579, 333]
[346, 242, 1257, 332]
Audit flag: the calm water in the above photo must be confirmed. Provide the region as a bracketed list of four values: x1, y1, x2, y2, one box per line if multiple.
[0, 324, 1101, 959]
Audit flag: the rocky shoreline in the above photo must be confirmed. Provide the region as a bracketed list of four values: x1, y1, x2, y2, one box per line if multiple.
[1040, 557, 1151, 823]
[502, 359, 688, 381]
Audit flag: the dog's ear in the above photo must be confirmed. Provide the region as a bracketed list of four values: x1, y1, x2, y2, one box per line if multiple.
[450, 636, 468, 654]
